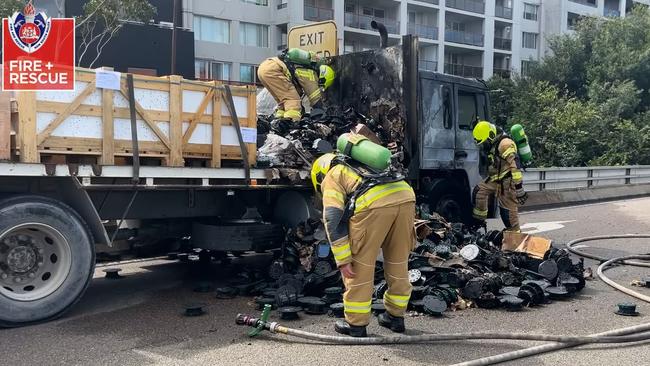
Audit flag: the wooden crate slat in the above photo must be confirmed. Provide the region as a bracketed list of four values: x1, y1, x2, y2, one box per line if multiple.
[13, 68, 257, 166]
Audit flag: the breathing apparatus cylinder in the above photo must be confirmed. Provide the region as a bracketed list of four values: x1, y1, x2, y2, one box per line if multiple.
[284, 48, 313, 66]
[336, 133, 391, 171]
[510, 124, 532, 165]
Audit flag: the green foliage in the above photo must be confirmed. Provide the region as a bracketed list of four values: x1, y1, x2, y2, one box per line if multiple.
[0, 0, 24, 19]
[487, 6, 650, 167]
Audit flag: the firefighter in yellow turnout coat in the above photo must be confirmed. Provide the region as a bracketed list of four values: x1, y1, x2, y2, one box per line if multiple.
[257, 48, 335, 122]
[311, 152, 416, 337]
[472, 121, 527, 231]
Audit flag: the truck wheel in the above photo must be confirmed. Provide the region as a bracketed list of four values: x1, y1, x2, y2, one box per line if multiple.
[428, 181, 469, 224]
[0, 196, 94, 327]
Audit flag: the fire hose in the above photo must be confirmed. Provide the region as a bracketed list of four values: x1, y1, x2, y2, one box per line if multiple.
[235, 234, 650, 365]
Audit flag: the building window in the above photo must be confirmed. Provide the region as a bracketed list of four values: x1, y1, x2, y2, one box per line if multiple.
[241, 0, 268, 5]
[193, 16, 230, 44]
[344, 42, 354, 54]
[195, 60, 232, 80]
[521, 60, 537, 76]
[522, 32, 538, 49]
[446, 21, 466, 32]
[523, 3, 538, 20]
[345, 4, 355, 13]
[240, 64, 259, 83]
[240, 22, 269, 47]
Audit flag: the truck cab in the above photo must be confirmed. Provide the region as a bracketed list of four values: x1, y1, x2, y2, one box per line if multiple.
[325, 35, 489, 222]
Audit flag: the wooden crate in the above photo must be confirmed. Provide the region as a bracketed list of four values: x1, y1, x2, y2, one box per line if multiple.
[13, 68, 257, 167]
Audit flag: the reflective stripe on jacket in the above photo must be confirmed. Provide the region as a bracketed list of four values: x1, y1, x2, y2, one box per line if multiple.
[321, 164, 415, 266]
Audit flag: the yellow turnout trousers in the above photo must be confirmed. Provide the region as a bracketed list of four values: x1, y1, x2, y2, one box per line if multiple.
[343, 201, 415, 326]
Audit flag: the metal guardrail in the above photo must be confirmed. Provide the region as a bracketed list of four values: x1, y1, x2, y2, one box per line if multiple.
[523, 166, 650, 192]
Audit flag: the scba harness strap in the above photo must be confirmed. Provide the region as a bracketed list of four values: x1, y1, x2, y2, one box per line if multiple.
[331, 156, 404, 229]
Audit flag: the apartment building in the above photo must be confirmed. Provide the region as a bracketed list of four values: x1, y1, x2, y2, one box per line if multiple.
[183, 0, 650, 82]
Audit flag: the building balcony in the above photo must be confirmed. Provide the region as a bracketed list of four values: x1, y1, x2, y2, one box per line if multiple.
[444, 63, 483, 78]
[304, 5, 334, 22]
[569, 0, 597, 7]
[495, 5, 513, 19]
[445, 0, 485, 14]
[414, 0, 440, 5]
[420, 60, 438, 71]
[277, 2, 288, 9]
[444, 29, 484, 47]
[345, 13, 400, 34]
[604, 9, 621, 17]
[408, 23, 439, 40]
[494, 37, 511, 50]
[493, 68, 511, 78]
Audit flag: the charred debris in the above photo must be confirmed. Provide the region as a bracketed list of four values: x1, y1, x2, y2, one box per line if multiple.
[214, 205, 589, 318]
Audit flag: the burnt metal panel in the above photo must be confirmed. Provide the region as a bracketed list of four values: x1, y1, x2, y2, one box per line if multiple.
[324, 44, 409, 167]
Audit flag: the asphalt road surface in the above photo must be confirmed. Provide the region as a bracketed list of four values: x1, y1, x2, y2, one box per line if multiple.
[3, 198, 650, 366]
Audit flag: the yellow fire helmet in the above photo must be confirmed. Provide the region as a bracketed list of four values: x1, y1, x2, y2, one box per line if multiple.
[311, 153, 336, 193]
[472, 120, 497, 145]
[319, 65, 335, 90]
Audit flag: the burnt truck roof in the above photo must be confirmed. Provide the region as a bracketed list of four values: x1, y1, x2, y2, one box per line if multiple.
[418, 70, 488, 90]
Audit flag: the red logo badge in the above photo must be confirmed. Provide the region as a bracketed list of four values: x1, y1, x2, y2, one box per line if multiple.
[2, 1, 75, 91]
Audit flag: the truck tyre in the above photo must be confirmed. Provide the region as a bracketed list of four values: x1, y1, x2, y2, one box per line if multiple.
[0, 196, 95, 327]
[428, 181, 469, 224]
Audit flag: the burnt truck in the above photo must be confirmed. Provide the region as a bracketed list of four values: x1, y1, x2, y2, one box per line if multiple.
[326, 32, 488, 221]
[0, 34, 488, 326]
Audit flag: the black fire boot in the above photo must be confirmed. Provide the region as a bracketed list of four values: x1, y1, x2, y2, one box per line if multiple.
[377, 312, 405, 333]
[334, 320, 368, 337]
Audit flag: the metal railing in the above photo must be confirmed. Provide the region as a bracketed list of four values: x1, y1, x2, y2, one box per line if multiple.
[345, 13, 400, 34]
[495, 5, 512, 19]
[492, 68, 511, 78]
[420, 60, 438, 71]
[604, 8, 621, 17]
[304, 5, 334, 21]
[277, 2, 288, 9]
[445, 0, 485, 14]
[494, 37, 511, 50]
[444, 63, 483, 78]
[444, 29, 484, 46]
[523, 166, 650, 192]
[414, 0, 439, 4]
[569, 0, 597, 7]
[408, 23, 439, 40]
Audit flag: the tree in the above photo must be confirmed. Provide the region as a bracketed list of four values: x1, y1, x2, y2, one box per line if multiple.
[0, 0, 24, 19]
[76, 0, 156, 68]
[487, 6, 650, 167]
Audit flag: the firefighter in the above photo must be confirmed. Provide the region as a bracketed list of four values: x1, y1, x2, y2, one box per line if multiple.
[471, 121, 527, 232]
[311, 150, 415, 337]
[257, 48, 335, 123]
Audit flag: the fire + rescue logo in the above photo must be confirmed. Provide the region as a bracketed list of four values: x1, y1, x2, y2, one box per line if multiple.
[8, 1, 52, 53]
[2, 0, 75, 91]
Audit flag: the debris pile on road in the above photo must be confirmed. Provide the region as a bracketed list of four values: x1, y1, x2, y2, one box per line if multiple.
[212, 207, 588, 319]
[255, 103, 408, 181]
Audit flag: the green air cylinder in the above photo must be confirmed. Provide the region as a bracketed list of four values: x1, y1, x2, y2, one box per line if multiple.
[284, 48, 313, 66]
[510, 124, 533, 164]
[336, 133, 391, 171]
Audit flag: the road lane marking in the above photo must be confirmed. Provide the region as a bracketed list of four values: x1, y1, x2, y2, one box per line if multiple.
[520, 220, 575, 234]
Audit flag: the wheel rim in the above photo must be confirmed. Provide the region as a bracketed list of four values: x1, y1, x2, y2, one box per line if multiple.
[0, 223, 72, 301]
[437, 198, 462, 223]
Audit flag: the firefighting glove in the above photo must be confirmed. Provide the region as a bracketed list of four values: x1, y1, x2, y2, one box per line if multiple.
[515, 183, 528, 205]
